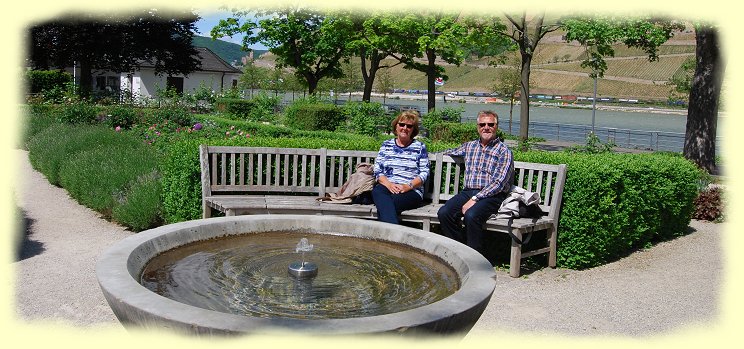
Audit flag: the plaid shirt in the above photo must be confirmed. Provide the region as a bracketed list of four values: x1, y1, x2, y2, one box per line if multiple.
[444, 138, 514, 200]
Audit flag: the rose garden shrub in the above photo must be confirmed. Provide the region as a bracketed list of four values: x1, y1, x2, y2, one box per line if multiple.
[142, 106, 192, 127]
[103, 104, 142, 129]
[513, 151, 699, 269]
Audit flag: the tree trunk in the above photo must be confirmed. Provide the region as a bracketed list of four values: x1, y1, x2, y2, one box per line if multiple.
[426, 50, 437, 113]
[518, 52, 532, 143]
[306, 75, 319, 95]
[79, 59, 93, 99]
[360, 50, 381, 102]
[683, 26, 723, 174]
[509, 95, 515, 135]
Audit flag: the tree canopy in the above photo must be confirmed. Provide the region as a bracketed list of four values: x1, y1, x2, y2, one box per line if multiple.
[212, 5, 355, 95]
[28, 9, 201, 96]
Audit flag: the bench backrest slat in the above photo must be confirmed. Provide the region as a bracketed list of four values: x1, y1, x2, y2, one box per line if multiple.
[200, 145, 566, 220]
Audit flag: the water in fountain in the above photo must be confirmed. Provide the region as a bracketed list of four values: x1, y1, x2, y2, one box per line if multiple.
[140, 231, 459, 320]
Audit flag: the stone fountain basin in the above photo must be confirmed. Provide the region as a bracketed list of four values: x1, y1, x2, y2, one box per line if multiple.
[96, 215, 496, 336]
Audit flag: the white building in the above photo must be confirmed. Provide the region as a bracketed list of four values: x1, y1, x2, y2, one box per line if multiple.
[66, 47, 242, 99]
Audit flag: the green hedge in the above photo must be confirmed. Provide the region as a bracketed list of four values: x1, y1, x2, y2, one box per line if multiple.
[429, 122, 481, 143]
[26, 70, 72, 94]
[215, 98, 255, 116]
[513, 150, 699, 269]
[284, 100, 345, 131]
[341, 101, 390, 136]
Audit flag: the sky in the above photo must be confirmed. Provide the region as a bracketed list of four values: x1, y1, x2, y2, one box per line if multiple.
[193, 9, 268, 50]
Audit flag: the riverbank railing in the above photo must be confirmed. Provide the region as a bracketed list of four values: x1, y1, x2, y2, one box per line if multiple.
[461, 116, 721, 153]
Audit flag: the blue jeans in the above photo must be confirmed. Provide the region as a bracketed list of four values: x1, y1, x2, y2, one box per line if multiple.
[371, 184, 423, 224]
[437, 189, 507, 252]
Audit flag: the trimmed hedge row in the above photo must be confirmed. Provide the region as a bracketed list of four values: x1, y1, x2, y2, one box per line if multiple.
[284, 99, 345, 131]
[26, 70, 72, 94]
[513, 150, 699, 268]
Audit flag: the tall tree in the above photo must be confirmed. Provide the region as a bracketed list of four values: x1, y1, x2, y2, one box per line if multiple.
[212, 6, 354, 95]
[239, 57, 268, 97]
[683, 24, 723, 174]
[491, 55, 523, 135]
[499, 12, 561, 143]
[341, 9, 390, 102]
[28, 9, 201, 97]
[371, 11, 471, 112]
[375, 67, 395, 105]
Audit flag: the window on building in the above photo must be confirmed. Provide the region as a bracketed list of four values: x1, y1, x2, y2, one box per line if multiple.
[166, 77, 184, 94]
[95, 76, 120, 92]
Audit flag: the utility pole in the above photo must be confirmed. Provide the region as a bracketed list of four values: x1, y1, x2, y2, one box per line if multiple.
[591, 74, 597, 134]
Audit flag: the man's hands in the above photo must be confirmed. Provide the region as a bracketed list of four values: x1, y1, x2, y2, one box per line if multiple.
[461, 198, 476, 214]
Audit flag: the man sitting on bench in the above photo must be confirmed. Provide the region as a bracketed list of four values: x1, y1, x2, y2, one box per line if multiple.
[437, 110, 515, 254]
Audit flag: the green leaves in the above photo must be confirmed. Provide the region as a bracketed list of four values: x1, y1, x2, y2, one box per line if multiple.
[562, 15, 684, 78]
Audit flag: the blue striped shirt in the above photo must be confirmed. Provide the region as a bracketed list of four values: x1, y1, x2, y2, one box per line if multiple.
[374, 139, 430, 198]
[444, 138, 514, 200]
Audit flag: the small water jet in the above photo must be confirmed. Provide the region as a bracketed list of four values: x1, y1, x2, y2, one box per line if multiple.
[288, 238, 318, 279]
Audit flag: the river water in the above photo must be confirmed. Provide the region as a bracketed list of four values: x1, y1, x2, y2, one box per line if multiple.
[280, 93, 725, 151]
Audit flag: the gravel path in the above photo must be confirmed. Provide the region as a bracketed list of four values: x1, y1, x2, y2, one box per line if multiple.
[12, 149, 723, 338]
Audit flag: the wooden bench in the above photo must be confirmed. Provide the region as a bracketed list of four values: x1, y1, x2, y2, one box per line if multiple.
[200, 145, 567, 277]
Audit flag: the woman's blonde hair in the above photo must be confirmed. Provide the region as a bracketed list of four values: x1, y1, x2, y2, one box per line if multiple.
[391, 110, 420, 138]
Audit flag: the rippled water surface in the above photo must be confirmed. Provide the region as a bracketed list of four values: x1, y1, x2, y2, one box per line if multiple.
[141, 231, 459, 319]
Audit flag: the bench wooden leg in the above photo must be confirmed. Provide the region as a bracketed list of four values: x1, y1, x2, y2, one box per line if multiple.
[509, 229, 522, 278]
[226, 209, 236, 216]
[548, 225, 557, 268]
[422, 218, 431, 232]
[202, 203, 211, 219]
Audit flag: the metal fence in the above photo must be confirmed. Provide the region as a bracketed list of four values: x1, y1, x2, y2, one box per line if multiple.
[462, 116, 721, 153]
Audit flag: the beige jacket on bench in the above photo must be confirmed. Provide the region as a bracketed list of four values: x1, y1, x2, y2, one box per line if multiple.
[316, 163, 375, 204]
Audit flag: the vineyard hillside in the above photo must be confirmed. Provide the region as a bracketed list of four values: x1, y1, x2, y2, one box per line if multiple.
[252, 30, 698, 101]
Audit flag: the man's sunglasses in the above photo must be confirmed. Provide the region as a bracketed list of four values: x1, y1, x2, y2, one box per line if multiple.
[478, 122, 496, 128]
[397, 122, 414, 129]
